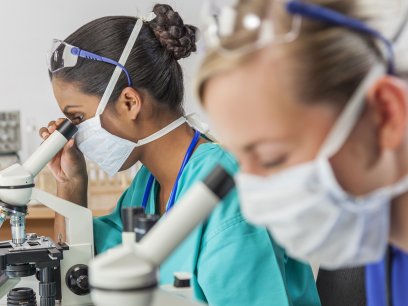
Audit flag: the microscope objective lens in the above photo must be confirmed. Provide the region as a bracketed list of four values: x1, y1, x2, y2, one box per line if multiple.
[10, 214, 26, 245]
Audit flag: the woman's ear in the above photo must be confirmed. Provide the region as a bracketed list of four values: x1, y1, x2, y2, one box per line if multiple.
[116, 87, 143, 120]
[367, 76, 408, 150]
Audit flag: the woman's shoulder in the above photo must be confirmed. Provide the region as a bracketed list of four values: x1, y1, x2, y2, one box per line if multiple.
[178, 142, 239, 206]
[128, 164, 151, 186]
[185, 142, 239, 178]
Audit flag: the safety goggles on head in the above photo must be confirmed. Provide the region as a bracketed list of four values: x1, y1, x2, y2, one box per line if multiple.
[47, 39, 133, 87]
[201, 0, 302, 55]
[202, 0, 397, 74]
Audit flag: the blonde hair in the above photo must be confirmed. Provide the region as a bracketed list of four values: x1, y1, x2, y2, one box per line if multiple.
[196, 0, 408, 106]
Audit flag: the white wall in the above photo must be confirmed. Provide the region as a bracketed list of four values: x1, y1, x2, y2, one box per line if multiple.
[0, 0, 206, 159]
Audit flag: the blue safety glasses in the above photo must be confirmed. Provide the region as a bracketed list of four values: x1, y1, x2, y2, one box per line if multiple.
[47, 39, 133, 86]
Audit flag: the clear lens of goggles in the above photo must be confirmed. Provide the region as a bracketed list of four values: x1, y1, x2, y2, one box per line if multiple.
[47, 39, 79, 73]
[201, 0, 301, 54]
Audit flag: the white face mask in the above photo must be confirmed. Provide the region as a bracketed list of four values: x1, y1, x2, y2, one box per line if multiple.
[235, 63, 408, 269]
[76, 116, 188, 177]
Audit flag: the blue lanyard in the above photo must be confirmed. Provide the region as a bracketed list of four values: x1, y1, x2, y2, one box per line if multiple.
[366, 246, 408, 306]
[141, 130, 201, 212]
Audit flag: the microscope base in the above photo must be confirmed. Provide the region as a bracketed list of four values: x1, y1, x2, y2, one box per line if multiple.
[0, 235, 93, 306]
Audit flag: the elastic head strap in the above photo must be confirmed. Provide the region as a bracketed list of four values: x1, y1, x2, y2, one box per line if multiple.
[286, 1, 395, 74]
[96, 12, 156, 116]
[318, 6, 408, 159]
[318, 64, 385, 159]
[135, 117, 187, 147]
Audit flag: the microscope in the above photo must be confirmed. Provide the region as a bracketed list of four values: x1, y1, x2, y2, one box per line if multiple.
[89, 165, 235, 306]
[0, 118, 235, 306]
[0, 119, 94, 306]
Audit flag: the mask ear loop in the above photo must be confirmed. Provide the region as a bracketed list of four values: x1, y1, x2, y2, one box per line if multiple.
[95, 12, 157, 116]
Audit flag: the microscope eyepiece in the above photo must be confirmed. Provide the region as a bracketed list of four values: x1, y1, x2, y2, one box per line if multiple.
[57, 119, 78, 140]
[203, 165, 235, 200]
[22, 118, 77, 178]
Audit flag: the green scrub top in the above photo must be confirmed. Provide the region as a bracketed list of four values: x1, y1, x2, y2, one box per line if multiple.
[93, 142, 321, 306]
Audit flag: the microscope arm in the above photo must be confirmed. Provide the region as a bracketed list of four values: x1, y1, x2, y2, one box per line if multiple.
[30, 188, 93, 247]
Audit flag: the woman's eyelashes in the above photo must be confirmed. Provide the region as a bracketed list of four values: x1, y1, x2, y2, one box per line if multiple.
[259, 155, 288, 169]
[68, 113, 85, 124]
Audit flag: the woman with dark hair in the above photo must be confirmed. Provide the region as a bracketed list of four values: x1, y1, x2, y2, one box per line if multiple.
[40, 4, 320, 305]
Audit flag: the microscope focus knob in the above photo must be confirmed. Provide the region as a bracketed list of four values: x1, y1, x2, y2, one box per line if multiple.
[77, 275, 89, 290]
[66, 264, 90, 296]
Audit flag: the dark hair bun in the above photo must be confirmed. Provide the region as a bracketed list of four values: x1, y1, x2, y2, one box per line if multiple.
[149, 4, 198, 60]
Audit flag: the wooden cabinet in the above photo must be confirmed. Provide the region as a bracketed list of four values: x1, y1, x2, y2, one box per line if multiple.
[0, 206, 110, 241]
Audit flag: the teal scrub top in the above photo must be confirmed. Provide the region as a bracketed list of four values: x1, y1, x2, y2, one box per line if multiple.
[93, 143, 321, 306]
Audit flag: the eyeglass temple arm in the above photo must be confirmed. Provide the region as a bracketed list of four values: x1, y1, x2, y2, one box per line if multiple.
[72, 48, 133, 86]
[286, 1, 395, 75]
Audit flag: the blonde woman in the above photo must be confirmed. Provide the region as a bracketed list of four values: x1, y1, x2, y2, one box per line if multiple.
[197, 0, 408, 305]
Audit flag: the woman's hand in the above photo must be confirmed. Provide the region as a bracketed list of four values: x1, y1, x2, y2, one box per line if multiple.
[39, 118, 89, 243]
[39, 118, 87, 185]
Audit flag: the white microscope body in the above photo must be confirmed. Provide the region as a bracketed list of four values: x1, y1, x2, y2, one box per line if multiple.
[0, 120, 93, 306]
